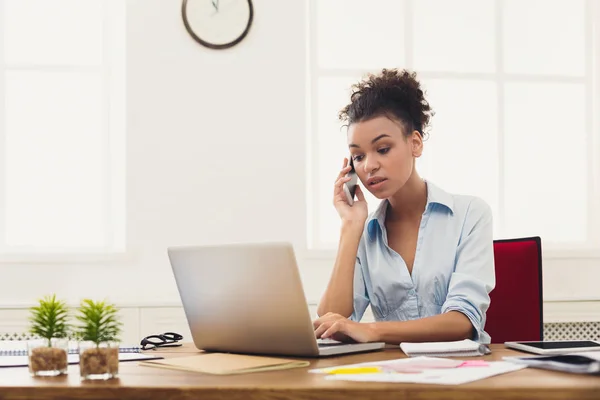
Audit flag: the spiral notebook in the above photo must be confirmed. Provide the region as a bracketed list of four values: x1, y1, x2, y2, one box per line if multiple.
[0, 340, 160, 368]
[0, 340, 141, 356]
[400, 339, 491, 357]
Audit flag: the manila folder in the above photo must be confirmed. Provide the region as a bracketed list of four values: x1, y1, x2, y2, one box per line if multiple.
[139, 352, 310, 375]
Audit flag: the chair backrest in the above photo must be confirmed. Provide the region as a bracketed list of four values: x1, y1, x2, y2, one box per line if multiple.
[485, 236, 543, 343]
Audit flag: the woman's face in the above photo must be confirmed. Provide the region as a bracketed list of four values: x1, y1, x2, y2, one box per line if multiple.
[347, 115, 423, 199]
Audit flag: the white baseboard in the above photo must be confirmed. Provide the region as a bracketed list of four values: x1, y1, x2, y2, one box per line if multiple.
[1, 300, 598, 344]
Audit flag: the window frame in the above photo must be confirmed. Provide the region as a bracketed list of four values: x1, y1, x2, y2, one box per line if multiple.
[0, 0, 127, 263]
[306, 0, 600, 260]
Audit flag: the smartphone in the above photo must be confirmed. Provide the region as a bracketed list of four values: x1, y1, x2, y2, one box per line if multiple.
[342, 157, 358, 205]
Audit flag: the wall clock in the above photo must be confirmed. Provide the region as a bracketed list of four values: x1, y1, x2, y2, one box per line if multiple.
[182, 0, 254, 50]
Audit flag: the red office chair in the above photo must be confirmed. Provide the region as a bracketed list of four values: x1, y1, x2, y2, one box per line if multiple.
[485, 236, 543, 343]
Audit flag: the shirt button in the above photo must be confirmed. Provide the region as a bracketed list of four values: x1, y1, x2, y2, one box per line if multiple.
[409, 289, 416, 296]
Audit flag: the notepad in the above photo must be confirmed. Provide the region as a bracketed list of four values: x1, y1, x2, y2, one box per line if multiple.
[139, 352, 310, 375]
[400, 339, 490, 357]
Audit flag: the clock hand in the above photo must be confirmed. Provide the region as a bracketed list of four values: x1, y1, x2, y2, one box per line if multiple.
[211, 0, 219, 12]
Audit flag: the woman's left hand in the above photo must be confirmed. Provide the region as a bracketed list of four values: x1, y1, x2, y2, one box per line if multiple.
[313, 312, 379, 343]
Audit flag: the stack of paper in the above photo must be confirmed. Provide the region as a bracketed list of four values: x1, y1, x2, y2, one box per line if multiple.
[504, 352, 600, 374]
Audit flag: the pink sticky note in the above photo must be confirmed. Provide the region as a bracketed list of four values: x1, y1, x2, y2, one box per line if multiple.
[458, 360, 489, 367]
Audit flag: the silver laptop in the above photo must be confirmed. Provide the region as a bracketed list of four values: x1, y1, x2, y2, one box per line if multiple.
[167, 242, 385, 357]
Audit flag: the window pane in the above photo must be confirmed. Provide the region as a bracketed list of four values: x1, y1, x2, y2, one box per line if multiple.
[107, 0, 127, 251]
[316, 0, 405, 70]
[5, 71, 106, 249]
[503, 0, 585, 76]
[418, 79, 499, 233]
[413, 0, 495, 73]
[504, 82, 587, 242]
[314, 76, 382, 248]
[315, 77, 355, 248]
[4, 0, 103, 66]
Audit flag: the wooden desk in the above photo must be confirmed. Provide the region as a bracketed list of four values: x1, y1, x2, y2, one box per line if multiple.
[0, 344, 599, 400]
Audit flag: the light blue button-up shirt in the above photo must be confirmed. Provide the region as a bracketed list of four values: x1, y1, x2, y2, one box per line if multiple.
[350, 180, 496, 343]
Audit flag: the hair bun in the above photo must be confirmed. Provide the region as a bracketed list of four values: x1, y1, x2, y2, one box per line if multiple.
[339, 69, 434, 138]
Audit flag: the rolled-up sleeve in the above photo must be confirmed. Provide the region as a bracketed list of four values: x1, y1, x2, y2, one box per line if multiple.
[441, 197, 496, 343]
[349, 257, 369, 322]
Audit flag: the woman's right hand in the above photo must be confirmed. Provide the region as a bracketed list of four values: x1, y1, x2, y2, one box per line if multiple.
[333, 158, 368, 226]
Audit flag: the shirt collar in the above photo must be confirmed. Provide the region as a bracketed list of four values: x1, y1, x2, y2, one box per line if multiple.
[426, 180, 454, 214]
[366, 180, 454, 240]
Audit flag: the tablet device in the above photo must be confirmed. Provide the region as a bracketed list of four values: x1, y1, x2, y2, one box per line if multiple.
[504, 340, 600, 355]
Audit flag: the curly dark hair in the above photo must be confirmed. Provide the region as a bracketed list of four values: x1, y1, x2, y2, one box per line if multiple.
[339, 68, 434, 138]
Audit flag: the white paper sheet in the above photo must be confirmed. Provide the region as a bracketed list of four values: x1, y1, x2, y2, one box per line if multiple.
[310, 357, 526, 385]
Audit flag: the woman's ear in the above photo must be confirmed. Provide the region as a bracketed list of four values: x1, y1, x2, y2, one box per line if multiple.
[411, 130, 423, 157]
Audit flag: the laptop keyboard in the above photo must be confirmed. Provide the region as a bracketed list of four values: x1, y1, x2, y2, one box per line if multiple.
[317, 339, 348, 347]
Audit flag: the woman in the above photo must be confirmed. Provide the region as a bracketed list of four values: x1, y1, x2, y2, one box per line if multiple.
[314, 69, 495, 344]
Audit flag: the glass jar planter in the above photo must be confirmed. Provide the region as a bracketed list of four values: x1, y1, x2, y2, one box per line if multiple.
[78, 341, 119, 380]
[28, 338, 69, 376]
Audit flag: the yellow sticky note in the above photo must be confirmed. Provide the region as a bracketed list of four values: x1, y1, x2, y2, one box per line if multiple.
[327, 366, 382, 375]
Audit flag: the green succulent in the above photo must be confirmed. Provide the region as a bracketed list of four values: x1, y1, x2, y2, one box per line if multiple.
[28, 294, 70, 347]
[75, 299, 122, 346]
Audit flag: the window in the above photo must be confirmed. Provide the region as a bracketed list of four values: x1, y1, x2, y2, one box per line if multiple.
[0, 0, 125, 259]
[308, 0, 599, 255]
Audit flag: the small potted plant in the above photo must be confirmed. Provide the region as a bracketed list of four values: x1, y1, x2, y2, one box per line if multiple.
[75, 299, 122, 380]
[27, 294, 70, 376]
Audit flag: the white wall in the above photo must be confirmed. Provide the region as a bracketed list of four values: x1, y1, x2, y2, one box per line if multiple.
[1, 0, 598, 321]
[0, 0, 307, 307]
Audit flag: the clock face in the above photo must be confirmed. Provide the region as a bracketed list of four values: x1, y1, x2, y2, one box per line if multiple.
[182, 0, 253, 49]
